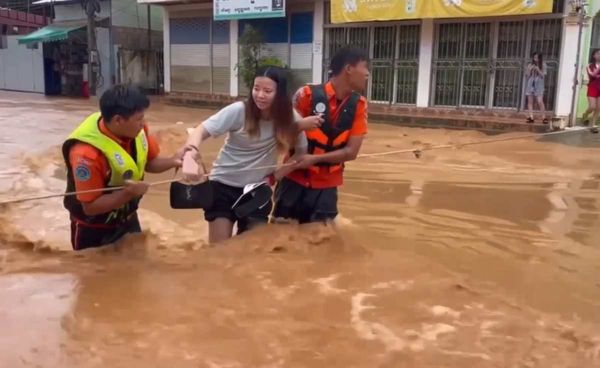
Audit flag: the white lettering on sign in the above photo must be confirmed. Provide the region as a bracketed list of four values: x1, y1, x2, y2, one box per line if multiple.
[214, 0, 286, 20]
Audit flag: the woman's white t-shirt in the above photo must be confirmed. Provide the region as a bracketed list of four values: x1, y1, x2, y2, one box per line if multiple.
[202, 101, 307, 187]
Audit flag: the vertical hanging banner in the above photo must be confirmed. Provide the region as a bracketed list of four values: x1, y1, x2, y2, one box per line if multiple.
[330, 0, 553, 24]
[214, 0, 286, 20]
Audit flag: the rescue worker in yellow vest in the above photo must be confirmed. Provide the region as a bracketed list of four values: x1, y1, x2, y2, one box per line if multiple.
[273, 48, 370, 224]
[62, 85, 184, 250]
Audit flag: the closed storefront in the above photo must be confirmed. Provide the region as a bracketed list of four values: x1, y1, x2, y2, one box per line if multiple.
[169, 14, 230, 94]
[431, 18, 562, 111]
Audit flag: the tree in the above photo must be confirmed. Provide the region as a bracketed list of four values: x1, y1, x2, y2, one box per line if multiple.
[237, 25, 285, 91]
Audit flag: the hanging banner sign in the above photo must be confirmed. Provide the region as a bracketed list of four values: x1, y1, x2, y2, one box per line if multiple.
[331, 0, 553, 24]
[214, 0, 286, 21]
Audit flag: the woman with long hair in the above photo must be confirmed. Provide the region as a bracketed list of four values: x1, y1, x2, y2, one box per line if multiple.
[582, 49, 600, 133]
[525, 52, 548, 124]
[180, 66, 322, 243]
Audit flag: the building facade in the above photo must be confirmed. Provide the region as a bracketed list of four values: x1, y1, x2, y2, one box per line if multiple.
[50, 0, 164, 95]
[147, 0, 588, 122]
[159, 0, 321, 98]
[0, 9, 50, 93]
[8, 0, 164, 96]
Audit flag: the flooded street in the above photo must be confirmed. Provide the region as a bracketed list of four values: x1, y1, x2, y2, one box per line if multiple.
[1, 90, 600, 367]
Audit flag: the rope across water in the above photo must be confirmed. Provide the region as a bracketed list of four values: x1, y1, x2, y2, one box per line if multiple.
[0, 128, 584, 206]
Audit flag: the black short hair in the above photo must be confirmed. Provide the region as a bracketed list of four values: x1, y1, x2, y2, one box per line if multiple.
[100, 84, 150, 122]
[329, 47, 369, 76]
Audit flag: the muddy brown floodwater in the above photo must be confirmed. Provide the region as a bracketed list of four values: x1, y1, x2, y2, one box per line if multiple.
[1, 91, 600, 367]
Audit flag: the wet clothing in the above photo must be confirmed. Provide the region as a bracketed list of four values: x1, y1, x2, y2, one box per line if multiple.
[303, 84, 361, 175]
[67, 116, 160, 202]
[286, 82, 367, 189]
[62, 113, 158, 250]
[70, 213, 141, 251]
[273, 82, 368, 223]
[203, 180, 272, 234]
[201, 101, 306, 228]
[272, 177, 338, 223]
[203, 101, 307, 188]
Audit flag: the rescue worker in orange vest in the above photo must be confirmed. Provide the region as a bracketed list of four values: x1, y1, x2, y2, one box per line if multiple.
[272, 47, 370, 224]
[62, 85, 184, 250]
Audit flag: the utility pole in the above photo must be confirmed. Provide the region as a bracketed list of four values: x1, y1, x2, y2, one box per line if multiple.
[82, 0, 100, 95]
[147, 5, 151, 51]
[108, 0, 115, 86]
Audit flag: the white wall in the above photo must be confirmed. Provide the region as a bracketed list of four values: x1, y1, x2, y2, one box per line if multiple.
[118, 49, 159, 88]
[162, 7, 170, 93]
[417, 19, 434, 108]
[229, 19, 238, 97]
[0, 36, 45, 93]
[556, 18, 580, 118]
[312, 0, 324, 83]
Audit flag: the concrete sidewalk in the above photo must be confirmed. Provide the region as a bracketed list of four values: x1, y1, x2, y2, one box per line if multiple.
[165, 91, 559, 133]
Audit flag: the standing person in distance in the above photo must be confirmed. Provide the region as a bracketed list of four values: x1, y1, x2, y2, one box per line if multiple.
[525, 51, 548, 125]
[582, 49, 600, 133]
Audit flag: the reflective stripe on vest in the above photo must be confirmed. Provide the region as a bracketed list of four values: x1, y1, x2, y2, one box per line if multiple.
[66, 112, 148, 186]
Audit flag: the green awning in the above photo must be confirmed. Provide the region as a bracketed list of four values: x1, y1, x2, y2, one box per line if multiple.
[17, 20, 87, 45]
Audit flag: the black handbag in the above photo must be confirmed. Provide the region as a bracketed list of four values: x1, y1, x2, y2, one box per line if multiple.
[169, 180, 214, 209]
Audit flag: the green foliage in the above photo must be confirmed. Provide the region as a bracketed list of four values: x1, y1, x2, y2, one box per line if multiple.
[237, 25, 287, 91]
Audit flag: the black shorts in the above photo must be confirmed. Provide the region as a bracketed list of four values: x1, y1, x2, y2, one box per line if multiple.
[70, 213, 141, 251]
[204, 180, 272, 234]
[272, 177, 338, 224]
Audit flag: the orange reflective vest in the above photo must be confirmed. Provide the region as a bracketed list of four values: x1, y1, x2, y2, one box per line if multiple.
[306, 84, 361, 173]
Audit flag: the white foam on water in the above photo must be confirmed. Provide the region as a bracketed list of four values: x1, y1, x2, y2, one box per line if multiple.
[351, 292, 461, 353]
[350, 292, 407, 352]
[205, 359, 243, 368]
[542, 210, 567, 225]
[4, 197, 70, 251]
[334, 213, 354, 227]
[137, 209, 207, 251]
[430, 305, 461, 319]
[421, 323, 456, 341]
[311, 273, 346, 295]
[371, 280, 414, 291]
[256, 272, 300, 301]
[406, 324, 458, 352]
[0, 168, 20, 177]
[480, 320, 500, 338]
[547, 192, 568, 210]
[439, 349, 492, 361]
